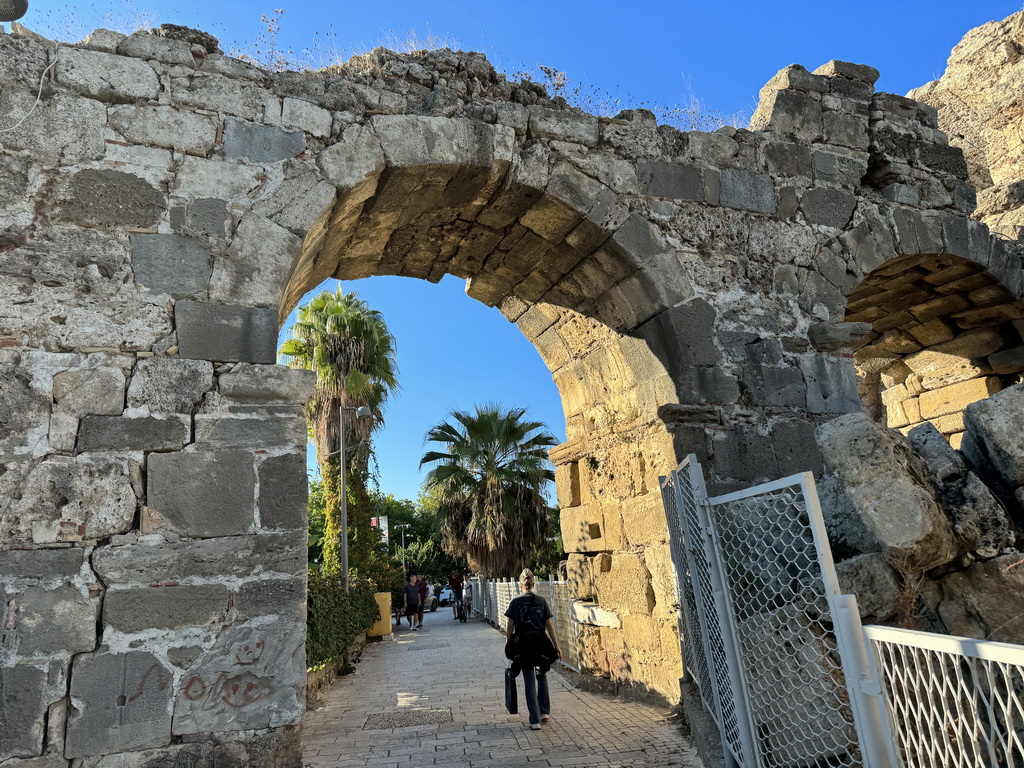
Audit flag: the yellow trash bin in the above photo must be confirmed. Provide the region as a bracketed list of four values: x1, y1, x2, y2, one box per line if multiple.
[368, 592, 392, 638]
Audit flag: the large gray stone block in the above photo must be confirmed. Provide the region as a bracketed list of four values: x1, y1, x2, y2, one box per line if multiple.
[147, 450, 255, 537]
[131, 234, 213, 297]
[109, 105, 217, 154]
[78, 415, 190, 452]
[194, 411, 305, 449]
[219, 364, 314, 405]
[223, 119, 306, 163]
[800, 187, 857, 228]
[0, 665, 48, 759]
[798, 356, 860, 414]
[175, 302, 277, 364]
[66, 651, 173, 758]
[126, 357, 214, 415]
[55, 47, 159, 102]
[4, 584, 97, 656]
[171, 621, 304, 735]
[236, 578, 305, 621]
[52, 367, 126, 417]
[0, 547, 88, 582]
[720, 169, 777, 214]
[103, 585, 229, 633]
[74, 743, 214, 768]
[91, 532, 307, 584]
[169, 197, 230, 237]
[257, 453, 307, 531]
[962, 383, 1024, 495]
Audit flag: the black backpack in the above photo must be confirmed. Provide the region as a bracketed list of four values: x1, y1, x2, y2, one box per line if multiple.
[516, 594, 545, 635]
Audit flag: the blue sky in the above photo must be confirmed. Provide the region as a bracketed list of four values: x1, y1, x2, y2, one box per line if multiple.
[25, 0, 1023, 501]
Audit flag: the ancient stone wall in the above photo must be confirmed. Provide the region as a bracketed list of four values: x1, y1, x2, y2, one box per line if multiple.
[910, 11, 1024, 240]
[1, 19, 1022, 766]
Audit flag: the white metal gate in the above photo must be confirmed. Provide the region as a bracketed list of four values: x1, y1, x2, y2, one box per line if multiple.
[660, 455, 892, 768]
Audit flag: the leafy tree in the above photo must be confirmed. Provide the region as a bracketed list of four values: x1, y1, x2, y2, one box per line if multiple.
[281, 288, 398, 575]
[366, 489, 466, 581]
[420, 404, 557, 577]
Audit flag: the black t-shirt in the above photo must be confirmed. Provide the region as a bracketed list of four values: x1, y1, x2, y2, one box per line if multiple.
[504, 593, 552, 635]
[403, 583, 420, 606]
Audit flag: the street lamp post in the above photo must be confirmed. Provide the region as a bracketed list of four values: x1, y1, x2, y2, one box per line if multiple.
[394, 524, 411, 572]
[339, 403, 371, 591]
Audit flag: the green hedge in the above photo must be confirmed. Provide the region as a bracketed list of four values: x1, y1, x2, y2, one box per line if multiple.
[306, 572, 380, 670]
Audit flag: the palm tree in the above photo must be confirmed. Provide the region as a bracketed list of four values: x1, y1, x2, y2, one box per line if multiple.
[420, 404, 557, 576]
[280, 288, 398, 575]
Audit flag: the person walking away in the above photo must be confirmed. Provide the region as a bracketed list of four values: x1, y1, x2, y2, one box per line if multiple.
[448, 570, 464, 619]
[402, 574, 420, 631]
[416, 573, 428, 628]
[505, 568, 561, 730]
[463, 579, 473, 617]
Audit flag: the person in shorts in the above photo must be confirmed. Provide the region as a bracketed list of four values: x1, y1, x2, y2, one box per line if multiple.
[463, 579, 473, 616]
[416, 573, 428, 628]
[449, 570, 464, 619]
[402, 574, 420, 630]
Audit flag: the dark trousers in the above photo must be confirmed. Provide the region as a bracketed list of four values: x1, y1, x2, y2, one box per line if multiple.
[521, 666, 550, 725]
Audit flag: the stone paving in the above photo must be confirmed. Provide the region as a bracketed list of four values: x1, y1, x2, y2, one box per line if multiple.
[302, 609, 704, 768]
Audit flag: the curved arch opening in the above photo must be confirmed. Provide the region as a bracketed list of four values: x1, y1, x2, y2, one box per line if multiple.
[846, 252, 1024, 446]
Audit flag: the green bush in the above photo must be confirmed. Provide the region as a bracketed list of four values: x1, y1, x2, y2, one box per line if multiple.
[306, 572, 380, 671]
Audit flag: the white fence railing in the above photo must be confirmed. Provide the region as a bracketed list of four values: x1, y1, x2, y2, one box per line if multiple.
[661, 453, 1024, 768]
[469, 576, 581, 672]
[865, 625, 1024, 768]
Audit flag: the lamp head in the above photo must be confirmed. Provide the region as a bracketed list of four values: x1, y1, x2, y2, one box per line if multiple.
[354, 405, 372, 419]
[0, 0, 28, 22]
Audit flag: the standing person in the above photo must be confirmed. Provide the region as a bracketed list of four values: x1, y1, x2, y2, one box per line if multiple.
[505, 569, 561, 730]
[448, 570, 464, 619]
[416, 574, 428, 628]
[402, 574, 420, 631]
[463, 579, 473, 617]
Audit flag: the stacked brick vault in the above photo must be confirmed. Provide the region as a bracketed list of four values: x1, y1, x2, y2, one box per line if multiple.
[1, 15, 1024, 767]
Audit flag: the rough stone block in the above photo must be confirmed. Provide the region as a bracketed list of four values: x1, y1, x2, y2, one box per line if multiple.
[109, 105, 217, 153]
[171, 621, 304, 734]
[565, 554, 595, 600]
[172, 155, 264, 200]
[236, 578, 305, 621]
[816, 413, 957, 572]
[2, 456, 136, 547]
[713, 424, 780, 483]
[66, 651, 173, 757]
[962, 383, 1024, 492]
[800, 187, 856, 228]
[257, 452, 307, 531]
[218, 364, 314, 405]
[772, 418, 824, 476]
[118, 31, 196, 66]
[209, 212, 302, 307]
[126, 357, 214, 415]
[813, 60, 879, 85]
[147, 450, 255, 537]
[53, 366, 125, 416]
[194, 410, 305, 449]
[836, 553, 901, 623]
[223, 118, 306, 163]
[919, 376, 1001, 419]
[55, 46, 159, 102]
[593, 553, 654, 614]
[131, 234, 213, 297]
[78, 415, 190, 452]
[169, 197, 229, 237]
[720, 169, 777, 214]
[92, 532, 307, 584]
[175, 301, 277, 364]
[0, 665, 49, 760]
[527, 107, 599, 147]
[0, 91, 106, 161]
[3, 584, 97, 655]
[103, 585, 228, 633]
[554, 462, 582, 510]
[939, 554, 1024, 641]
[798, 355, 861, 414]
[637, 161, 717, 202]
[0, 547, 87, 582]
[742, 363, 806, 407]
[56, 169, 164, 229]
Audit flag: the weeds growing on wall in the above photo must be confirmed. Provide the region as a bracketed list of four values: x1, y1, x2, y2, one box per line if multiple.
[306, 572, 380, 671]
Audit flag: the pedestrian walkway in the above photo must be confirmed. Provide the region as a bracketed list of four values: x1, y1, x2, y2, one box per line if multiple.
[302, 607, 704, 768]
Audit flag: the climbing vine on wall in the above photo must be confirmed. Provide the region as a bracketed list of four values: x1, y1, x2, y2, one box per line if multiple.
[306, 573, 380, 671]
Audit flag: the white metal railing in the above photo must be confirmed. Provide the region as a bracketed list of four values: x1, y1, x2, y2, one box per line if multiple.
[469, 577, 580, 672]
[865, 625, 1024, 767]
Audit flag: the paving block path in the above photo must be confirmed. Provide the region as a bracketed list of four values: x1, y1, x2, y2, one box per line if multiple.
[302, 608, 704, 767]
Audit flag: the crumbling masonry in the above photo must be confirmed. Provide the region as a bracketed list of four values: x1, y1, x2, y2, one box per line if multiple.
[3, 14, 1024, 767]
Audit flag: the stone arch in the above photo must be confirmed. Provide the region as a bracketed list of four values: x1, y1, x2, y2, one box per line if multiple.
[848, 249, 1024, 447]
[2, 22, 1021, 767]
